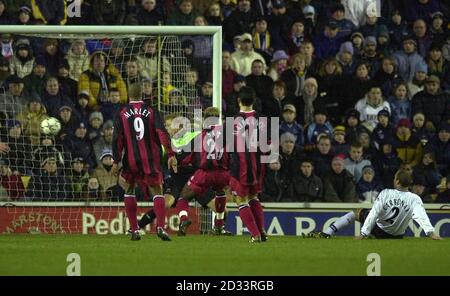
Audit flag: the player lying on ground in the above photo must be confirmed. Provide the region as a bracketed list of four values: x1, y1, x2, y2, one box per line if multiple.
[137, 112, 231, 235]
[306, 169, 442, 240]
[112, 84, 177, 241]
[175, 107, 232, 236]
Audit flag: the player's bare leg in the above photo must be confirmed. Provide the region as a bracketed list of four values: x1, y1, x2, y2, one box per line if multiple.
[149, 185, 171, 241]
[248, 194, 267, 241]
[234, 195, 261, 242]
[119, 175, 140, 241]
[176, 184, 196, 236]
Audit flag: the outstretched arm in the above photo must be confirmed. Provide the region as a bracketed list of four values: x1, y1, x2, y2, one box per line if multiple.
[412, 201, 441, 240]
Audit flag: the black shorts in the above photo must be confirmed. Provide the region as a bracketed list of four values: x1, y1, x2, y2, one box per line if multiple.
[358, 209, 403, 239]
[164, 174, 215, 208]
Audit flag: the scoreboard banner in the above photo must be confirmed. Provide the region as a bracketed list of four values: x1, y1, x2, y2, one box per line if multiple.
[224, 209, 450, 237]
[0, 207, 200, 234]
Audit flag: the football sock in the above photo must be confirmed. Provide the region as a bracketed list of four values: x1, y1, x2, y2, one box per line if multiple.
[138, 209, 156, 228]
[324, 211, 356, 236]
[239, 204, 261, 238]
[124, 194, 138, 232]
[153, 195, 166, 229]
[214, 195, 226, 227]
[176, 198, 189, 222]
[249, 198, 265, 233]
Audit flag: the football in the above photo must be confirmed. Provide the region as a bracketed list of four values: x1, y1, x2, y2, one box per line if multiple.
[40, 117, 61, 135]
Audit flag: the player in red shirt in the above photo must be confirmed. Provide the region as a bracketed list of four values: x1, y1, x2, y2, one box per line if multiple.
[112, 84, 177, 241]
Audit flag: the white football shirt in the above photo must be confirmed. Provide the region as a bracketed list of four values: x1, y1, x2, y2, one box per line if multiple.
[361, 189, 435, 236]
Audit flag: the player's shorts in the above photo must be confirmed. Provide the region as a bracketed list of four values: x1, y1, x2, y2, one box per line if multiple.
[229, 177, 261, 198]
[358, 209, 403, 239]
[120, 170, 163, 188]
[187, 169, 230, 196]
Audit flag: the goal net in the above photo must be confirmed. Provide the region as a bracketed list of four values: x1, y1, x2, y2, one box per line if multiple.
[0, 26, 222, 235]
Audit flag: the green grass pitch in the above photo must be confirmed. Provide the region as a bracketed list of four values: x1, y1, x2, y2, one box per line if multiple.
[1, 235, 449, 276]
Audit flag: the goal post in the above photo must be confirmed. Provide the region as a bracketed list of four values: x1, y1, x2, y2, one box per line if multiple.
[0, 25, 222, 235]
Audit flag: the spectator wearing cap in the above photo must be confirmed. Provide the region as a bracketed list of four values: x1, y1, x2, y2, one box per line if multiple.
[63, 121, 96, 171]
[88, 112, 104, 141]
[292, 158, 323, 202]
[0, 75, 28, 119]
[223, 0, 259, 45]
[337, 42, 357, 77]
[15, 4, 33, 25]
[426, 122, 450, 176]
[16, 92, 49, 146]
[356, 165, 383, 203]
[344, 108, 368, 144]
[412, 19, 432, 58]
[313, 20, 344, 60]
[92, 149, 120, 198]
[267, 0, 292, 51]
[67, 157, 89, 200]
[376, 26, 392, 59]
[167, 0, 199, 26]
[407, 62, 428, 97]
[91, 0, 126, 25]
[57, 59, 79, 103]
[230, 33, 266, 77]
[356, 85, 391, 130]
[393, 35, 427, 82]
[41, 76, 74, 118]
[323, 154, 358, 202]
[372, 108, 395, 149]
[372, 135, 403, 188]
[79, 51, 128, 109]
[267, 50, 289, 82]
[30, 0, 67, 25]
[23, 55, 48, 96]
[394, 118, 423, 167]
[412, 75, 450, 130]
[263, 131, 303, 202]
[57, 105, 79, 141]
[350, 32, 364, 58]
[262, 80, 295, 119]
[137, 0, 164, 26]
[280, 104, 304, 148]
[65, 40, 90, 82]
[246, 59, 274, 102]
[427, 43, 449, 89]
[93, 120, 114, 166]
[221, 49, 237, 100]
[2, 119, 32, 174]
[405, 0, 447, 23]
[360, 36, 380, 77]
[10, 38, 35, 78]
[305, 107, 333, 145]
[331, 3, 356, 39]
[388, 81, 411, 126]
[387, 9, 409, 51]
[331, 125, 349, 155]
[430, 12, 446, 45]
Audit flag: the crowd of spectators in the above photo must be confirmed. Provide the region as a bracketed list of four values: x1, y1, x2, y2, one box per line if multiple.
[0, 0, 449, 204]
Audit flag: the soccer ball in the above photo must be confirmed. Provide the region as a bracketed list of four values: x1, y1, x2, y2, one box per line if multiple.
[40, 117, 61, 135]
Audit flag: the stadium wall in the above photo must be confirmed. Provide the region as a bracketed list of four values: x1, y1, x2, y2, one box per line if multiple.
[1, 202, 449, 237]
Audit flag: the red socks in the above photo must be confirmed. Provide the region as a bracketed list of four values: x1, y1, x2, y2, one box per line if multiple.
[124, 194, 138, 231]
[176, 198, 190, 222]
[249, 198, 265, 233]
[153, 195, 166, 229]
[215, 195, 226, 227]
[239, 204, 260, 238]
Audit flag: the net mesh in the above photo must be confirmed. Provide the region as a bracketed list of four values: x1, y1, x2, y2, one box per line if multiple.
[0, 32, 213, 234]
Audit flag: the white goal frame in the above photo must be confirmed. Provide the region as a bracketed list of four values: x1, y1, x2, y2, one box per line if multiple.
[0, 25, 223, 114]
